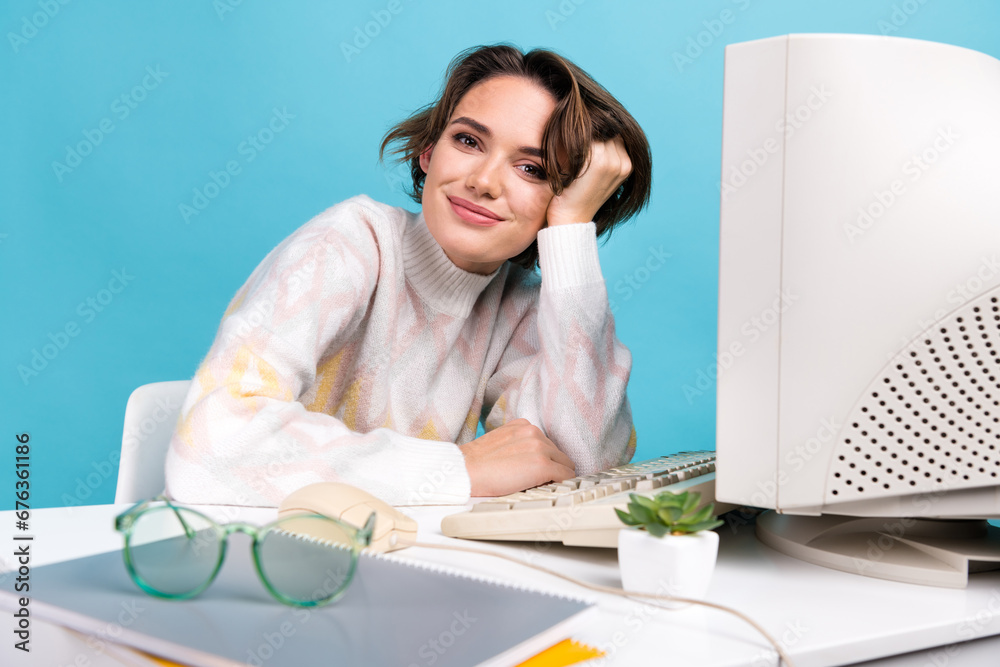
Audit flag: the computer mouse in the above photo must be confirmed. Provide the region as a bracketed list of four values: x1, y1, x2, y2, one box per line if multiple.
[277, 482, 417, 553]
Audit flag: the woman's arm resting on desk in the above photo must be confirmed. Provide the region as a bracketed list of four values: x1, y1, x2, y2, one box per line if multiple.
[465, 139, 637, 497]
[471, 226, 636, 494]
[165, 200, 471, 507]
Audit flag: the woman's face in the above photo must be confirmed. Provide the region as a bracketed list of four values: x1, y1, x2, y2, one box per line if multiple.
[419, 75, 557, 275]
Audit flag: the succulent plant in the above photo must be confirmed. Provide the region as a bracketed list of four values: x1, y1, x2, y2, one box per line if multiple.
[615, 490, 723, 537]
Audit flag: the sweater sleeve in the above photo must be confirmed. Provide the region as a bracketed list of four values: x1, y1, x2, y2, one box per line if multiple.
[481, 222, 636, 475]
[164, 199, 471, 507]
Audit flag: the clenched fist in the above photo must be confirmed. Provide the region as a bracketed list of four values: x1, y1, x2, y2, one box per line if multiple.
[545, 136, 632, 227]
[459, 418, 576, 497]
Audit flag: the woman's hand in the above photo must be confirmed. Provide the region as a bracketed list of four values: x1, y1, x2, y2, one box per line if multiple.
[545, 136, 632, 227]
[459, 418, 576, 497]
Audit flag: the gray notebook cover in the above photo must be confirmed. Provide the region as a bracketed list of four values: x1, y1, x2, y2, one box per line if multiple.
[0, 539, 593, 666]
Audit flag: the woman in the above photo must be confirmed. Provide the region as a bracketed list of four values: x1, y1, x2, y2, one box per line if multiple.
[165, 44, 652, 506]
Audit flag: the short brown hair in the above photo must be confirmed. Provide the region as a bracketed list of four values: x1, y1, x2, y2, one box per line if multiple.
[379, 44, 653, 269]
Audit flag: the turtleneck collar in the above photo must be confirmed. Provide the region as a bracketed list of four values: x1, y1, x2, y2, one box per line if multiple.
[402, 210, 501, 318]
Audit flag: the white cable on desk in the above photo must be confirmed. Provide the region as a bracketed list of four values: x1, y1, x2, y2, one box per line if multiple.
[409, 540, 795, 667]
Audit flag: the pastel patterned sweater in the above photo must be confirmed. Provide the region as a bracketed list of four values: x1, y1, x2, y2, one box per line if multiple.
[164, 194, 635, 506]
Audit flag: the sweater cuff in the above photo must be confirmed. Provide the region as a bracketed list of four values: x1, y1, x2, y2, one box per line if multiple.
[536, 222, 603, 291]
[388, 435, 472, 505]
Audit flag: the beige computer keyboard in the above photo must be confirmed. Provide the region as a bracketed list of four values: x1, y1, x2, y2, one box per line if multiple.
[441, 451, 736, 548]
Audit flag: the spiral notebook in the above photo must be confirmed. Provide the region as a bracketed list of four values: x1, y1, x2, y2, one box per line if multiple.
[0, 540, 594, 667]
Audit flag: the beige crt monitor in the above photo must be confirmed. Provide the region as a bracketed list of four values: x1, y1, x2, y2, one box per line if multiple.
[715, 34, 1000, 587]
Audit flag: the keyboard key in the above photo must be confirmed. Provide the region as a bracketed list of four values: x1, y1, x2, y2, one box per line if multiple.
[636, 478, 663, 492]
[558, 489, 598, 504]
[605, 475, 642, 486]
[602, 481, 625, 494]
[514, 498, 555, 509]
[471, 502, 511, 512]
[554, 494, 580, 507]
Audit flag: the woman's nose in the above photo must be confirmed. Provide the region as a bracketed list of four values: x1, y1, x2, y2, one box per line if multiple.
[466, 158, 502, 197]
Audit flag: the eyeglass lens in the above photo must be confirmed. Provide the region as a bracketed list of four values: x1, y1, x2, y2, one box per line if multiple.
[256, 515, 358, 604]
[127, 509, 359, 604]
[128, 505, 224, 597]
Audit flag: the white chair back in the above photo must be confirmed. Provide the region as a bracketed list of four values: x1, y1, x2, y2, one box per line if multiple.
[116, 380, 191, 504]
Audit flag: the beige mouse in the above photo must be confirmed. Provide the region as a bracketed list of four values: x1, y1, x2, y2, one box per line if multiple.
[277, 482, 417, 553]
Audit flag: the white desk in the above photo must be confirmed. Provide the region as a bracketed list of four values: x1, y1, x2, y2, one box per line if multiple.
[2, 503, 999, 667]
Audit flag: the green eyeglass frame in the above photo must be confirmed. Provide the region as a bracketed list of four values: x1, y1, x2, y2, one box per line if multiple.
[114, 496, 375, 607]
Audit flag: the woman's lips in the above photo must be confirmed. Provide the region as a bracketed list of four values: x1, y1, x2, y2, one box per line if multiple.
[448, 197, 502, 227]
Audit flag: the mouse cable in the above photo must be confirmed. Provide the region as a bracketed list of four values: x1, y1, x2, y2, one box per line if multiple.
[408, 540, 794, 667]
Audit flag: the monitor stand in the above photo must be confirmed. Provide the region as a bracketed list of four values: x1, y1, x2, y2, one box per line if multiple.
[755, 512, 1000, 588]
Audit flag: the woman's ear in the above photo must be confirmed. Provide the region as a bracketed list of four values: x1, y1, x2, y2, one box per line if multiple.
[418, 144, 435, 174]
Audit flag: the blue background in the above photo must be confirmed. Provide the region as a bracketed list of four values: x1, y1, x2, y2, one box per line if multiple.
[3, 0, 999, 510]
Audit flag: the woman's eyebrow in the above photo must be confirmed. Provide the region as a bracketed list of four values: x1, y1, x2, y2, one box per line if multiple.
[449, 116, 543, 158]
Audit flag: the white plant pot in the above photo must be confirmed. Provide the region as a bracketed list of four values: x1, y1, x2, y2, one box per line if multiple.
[617, 528, 719, 607]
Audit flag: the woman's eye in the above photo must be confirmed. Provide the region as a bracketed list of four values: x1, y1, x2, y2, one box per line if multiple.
[455, 133, 478, 149]
[520, 164, 546, 180]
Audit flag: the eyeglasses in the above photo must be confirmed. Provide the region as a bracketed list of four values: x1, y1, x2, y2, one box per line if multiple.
[114, 496, 374, 607]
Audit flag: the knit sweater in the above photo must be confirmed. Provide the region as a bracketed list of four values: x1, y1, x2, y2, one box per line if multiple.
[164, 194, 635, 506]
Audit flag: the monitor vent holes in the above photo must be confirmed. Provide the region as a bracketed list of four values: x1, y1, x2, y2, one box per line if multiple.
[826, 291, 1000, 501]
